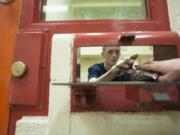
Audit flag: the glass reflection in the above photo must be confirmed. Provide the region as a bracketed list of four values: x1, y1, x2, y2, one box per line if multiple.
[42, 0, 147, 21]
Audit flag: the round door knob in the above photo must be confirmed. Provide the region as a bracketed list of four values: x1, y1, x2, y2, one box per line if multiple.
[11, 61, 27, 78]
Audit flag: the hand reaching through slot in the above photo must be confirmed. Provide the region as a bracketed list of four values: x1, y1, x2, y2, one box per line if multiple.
[136, 58, 180, 82]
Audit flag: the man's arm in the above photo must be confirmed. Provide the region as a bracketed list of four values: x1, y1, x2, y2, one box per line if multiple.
[89, 55, 138, 82]
[89, 65, 121, 82]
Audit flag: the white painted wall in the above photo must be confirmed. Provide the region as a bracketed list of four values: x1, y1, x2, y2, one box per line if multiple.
[167, 0, 180, 34]
[15, 1, 180, 135]
[15, 117, 48, 135]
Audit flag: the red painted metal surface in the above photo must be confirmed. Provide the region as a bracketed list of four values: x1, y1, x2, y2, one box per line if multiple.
[71, 32, 180, 112]
[72, 85, 180, 112]
[9, 30, 50, 135]
[10, 32, 45, 105]
[9, 0, 173, 134]
[19, 0, 170, 32]
[73, 32, 180, 47]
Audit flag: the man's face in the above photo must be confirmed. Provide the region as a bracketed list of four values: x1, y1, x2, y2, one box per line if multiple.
[102, 46, 120, 66]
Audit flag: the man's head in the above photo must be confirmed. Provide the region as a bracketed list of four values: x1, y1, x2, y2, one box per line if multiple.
[101, 46, 120, 67]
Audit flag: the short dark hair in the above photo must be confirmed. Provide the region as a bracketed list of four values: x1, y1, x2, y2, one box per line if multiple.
[102, 46, 120, 52]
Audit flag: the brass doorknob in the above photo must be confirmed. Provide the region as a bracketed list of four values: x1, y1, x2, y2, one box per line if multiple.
[0, 0, 12, 4]
[11, 61, 27, 78]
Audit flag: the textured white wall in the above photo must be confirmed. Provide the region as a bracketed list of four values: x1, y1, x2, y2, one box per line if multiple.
[15, 117, 48, 135]
[46, 34, 73, 135]
[167, 0, 180, 33]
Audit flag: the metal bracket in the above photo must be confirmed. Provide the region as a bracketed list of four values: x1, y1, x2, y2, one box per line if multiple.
[71, 86, 97, 111]
[119, 34, 135, 42]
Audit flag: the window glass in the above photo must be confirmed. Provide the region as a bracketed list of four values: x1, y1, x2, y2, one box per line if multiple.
[42, 0, 147, 21]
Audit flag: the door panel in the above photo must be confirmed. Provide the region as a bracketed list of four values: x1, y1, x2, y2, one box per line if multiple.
[8, 30, 50, 135]
[10, 32, 45, 106]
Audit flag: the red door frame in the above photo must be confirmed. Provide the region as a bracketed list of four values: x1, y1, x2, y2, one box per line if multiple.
[9, 0, 172, 135]
[20, 0, 170, 32]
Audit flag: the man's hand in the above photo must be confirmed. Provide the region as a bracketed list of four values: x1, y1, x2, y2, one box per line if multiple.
[110, 54, 139, 75]
[89, 54, 138, 82]
[136, 58, 180, 82]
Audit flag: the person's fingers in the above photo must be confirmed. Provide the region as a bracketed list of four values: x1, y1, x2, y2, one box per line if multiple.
[158, 74, 171, 82]
[116, 59, 133, 66]
[125, 59, 134, 69]
[134, 60, 154, 69]
[118, 63, 129, 70]
[135, 63, 156, 71]
[130, 54, 139, 60]
[126, 59, 134, 64]
[143, 59, 153, 64]
[117, 59, 134, 69]
[116, 54, 138, 70]
[136, 60, 164, 71]
[127, 54, 138, 68]
[158, 71, 180, 83]
[116, 54, 138, 68]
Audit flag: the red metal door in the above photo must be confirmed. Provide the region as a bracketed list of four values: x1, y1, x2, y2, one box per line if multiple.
[8, 0, 172, 134]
